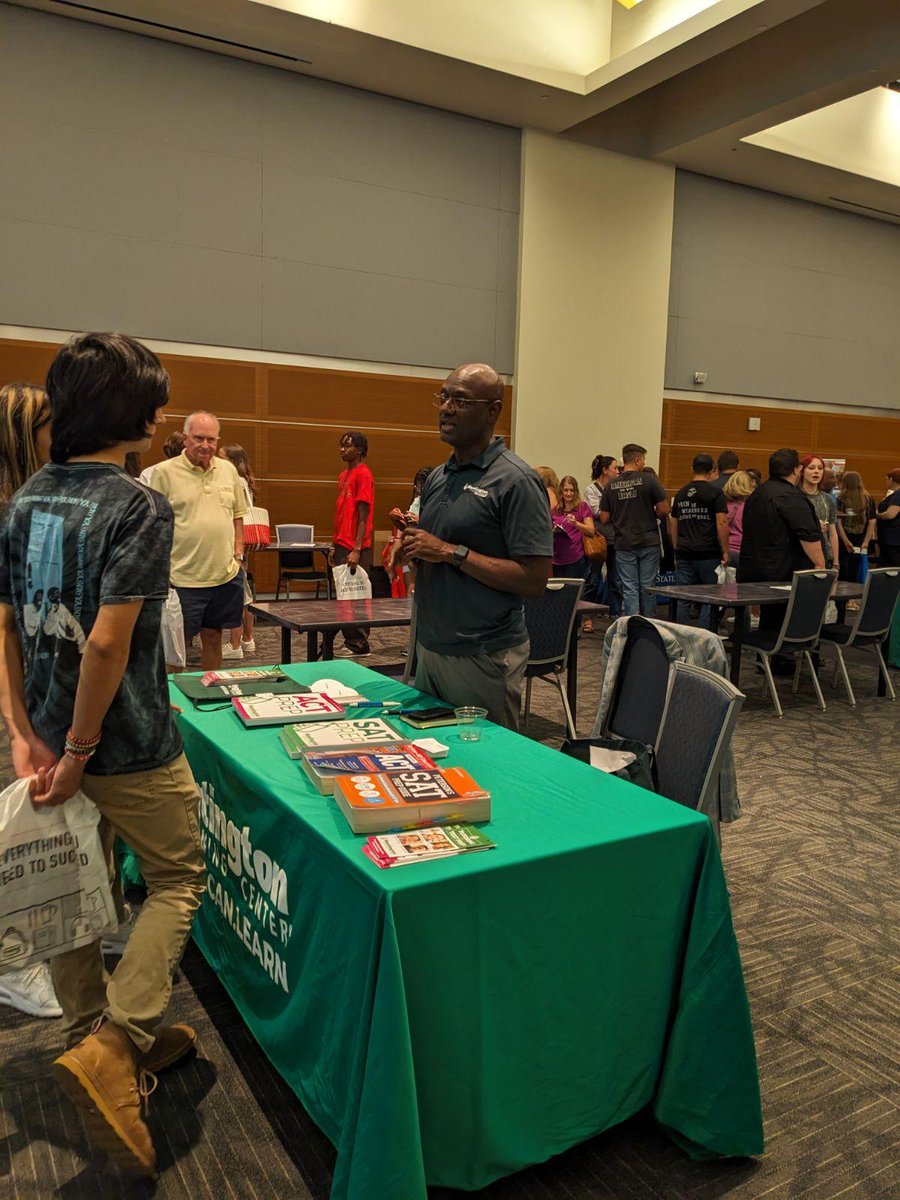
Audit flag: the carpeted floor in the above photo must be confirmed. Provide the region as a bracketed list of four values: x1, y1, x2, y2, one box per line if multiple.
[2, 616, 898, 1199]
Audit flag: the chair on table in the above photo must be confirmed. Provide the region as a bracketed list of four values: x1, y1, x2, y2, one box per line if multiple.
[654, 662, 744, 843]
[737, 569, 837, 717]
[601, 616, 671, 750]
[819, 567, 900, 705]
[275, 550, 331, 601]
[522, 578, 584, 738]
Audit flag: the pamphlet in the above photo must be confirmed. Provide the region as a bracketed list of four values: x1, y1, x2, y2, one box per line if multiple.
[363, 823, 495, 868]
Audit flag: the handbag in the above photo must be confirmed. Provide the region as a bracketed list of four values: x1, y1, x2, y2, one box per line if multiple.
[242, 505, 270, 550]
[160, 587, 186, 670]
[582, 532, 607, 563]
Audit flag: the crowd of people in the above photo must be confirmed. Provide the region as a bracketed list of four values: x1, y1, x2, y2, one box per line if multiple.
[0, 332, 897, 1180]
[533, 446, 900, 624]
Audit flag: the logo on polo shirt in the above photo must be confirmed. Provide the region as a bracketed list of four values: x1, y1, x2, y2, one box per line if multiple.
[463, 484, 489, 499]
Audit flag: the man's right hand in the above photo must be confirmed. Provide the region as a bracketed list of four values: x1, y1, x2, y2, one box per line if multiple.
[11, 733, 57, 780]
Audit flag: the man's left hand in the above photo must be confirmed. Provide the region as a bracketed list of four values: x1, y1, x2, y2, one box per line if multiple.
[30, 754, 86, 808]
[401, 529, 451, 564]
[347, 548, 361, 574]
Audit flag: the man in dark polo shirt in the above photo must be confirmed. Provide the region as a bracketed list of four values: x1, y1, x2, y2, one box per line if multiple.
[671, 453, 729, 625]
[738, 447, 825, 632]
[401, 363, 552, 730]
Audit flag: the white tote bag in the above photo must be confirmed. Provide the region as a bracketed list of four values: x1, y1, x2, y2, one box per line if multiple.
[0, 779, 117, 972]
[332, 562, 373, 601]
[160, 587, 186, 669]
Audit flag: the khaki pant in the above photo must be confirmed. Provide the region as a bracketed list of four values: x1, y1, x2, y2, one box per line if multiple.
[50, 753, 206, 1054]
[415, 641, 529, 731]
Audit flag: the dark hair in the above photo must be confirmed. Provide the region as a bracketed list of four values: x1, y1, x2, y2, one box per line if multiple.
[46, 332, 169, 464]
[163, 431, 185, 459]
[769, 448, 800, 480]
[591, 454, 616, 481]
[622, 443, 646, 465]
[341, 430, 368, 459]
[747, 468, 762, 486]
[717, 450, 739, 472]
[411, 466, 433, 505]
[219, 443, 257, 502]
[693, 453, 715, 474]
[888, 469, 900, 486]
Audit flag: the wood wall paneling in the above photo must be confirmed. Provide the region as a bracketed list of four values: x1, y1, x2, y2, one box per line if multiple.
[660, 398, 900, 495]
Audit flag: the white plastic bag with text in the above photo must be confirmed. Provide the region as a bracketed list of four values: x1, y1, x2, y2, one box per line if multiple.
[332, 563, 372, 602]
[160, 587, 186, 669]
[0, 779, 117, 973]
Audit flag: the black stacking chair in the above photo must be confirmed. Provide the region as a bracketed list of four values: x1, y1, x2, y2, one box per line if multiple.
[655, 662, 744, 843]
[522, 578, 584, 738]
[819, 567, 900, 705]
[739, 569, 837, 717]
[275, 550, 331, 601]
[602, 616, 671, 750]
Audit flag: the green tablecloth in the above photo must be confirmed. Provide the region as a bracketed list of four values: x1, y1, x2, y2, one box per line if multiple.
[174, 662, 762, 1200]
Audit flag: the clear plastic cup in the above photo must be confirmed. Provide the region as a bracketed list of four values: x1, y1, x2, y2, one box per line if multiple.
[454, 706, 488, 742]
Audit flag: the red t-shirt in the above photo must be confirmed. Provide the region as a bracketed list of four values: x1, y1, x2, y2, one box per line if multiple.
[333, 463, 375, 550]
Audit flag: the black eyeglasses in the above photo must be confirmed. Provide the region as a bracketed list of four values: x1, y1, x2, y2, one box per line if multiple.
[431, 391, 492, 411]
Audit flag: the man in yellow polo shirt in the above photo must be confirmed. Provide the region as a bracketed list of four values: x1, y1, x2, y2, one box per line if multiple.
[152, 411, 247, 670]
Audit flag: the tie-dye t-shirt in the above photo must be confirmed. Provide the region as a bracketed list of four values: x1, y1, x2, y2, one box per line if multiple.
[0, 462, 182, 775]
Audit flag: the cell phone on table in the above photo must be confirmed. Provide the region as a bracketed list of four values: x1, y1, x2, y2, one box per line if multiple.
[397, 706, 458, 729]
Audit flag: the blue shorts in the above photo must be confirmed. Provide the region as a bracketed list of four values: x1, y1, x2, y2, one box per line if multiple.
[176, 573, 245, 639]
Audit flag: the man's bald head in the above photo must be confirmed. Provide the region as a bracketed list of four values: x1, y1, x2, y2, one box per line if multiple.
[446, 363, 504, 404]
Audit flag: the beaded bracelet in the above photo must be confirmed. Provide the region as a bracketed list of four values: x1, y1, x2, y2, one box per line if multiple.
[65, 729, 101, 758]
[64, 746, 96, 763]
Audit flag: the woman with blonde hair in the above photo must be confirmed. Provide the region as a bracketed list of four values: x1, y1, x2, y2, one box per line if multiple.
[535, 465, 560, 512]
[837, 471, 876, 582]
[722, 469, 756, 568]
[0, 382, 52, 506]
[0, 381, 62, 1022]
[552, 475, 596, 631]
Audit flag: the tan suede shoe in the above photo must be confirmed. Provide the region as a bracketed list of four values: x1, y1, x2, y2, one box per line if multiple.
[52, 1021, 157, 1178]
[144, 1024, 196, 1074]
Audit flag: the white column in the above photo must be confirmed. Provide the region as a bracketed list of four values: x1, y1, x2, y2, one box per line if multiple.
[513, 130, 675, 487]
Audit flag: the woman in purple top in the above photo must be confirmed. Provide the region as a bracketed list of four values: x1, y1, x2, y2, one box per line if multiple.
[552, 476, 595, 627]
[722, 470, 756, 567]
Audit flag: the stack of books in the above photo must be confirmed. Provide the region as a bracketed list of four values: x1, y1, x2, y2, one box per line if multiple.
[333, 766, 490, 833]
[363, 824, 495, 868]
[301, 743, 438, 794]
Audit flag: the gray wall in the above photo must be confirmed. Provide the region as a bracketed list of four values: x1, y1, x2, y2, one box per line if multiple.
[0, 6, 519, 371]
[666, 172, 900, 411]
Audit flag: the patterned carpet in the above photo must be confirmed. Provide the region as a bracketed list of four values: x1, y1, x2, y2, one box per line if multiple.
[2, 616, 898, 1199]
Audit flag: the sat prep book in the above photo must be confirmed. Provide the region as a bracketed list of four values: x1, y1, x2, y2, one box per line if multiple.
[232, 692, 345, 728]
[334, 767, 490, 834]
[279, 718, 405, 757]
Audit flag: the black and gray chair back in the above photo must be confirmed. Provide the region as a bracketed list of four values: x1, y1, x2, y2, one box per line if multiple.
[819, 567, 900, 705]
[655, 662, 744, 843]
[522, 578, 584, 738]
[275, 550, 331, 601]
[740, 569, 837, 717]
[603, 616, 671, 749]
